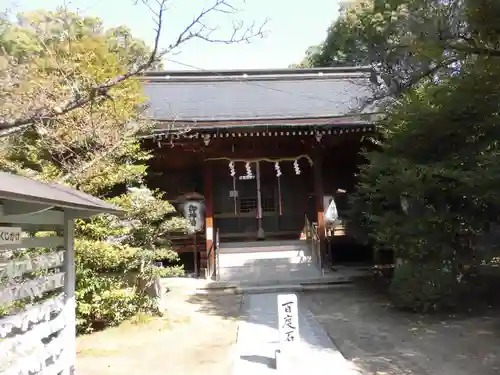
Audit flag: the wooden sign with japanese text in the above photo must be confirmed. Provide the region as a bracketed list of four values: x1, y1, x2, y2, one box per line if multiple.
[277, 293, 300, 347]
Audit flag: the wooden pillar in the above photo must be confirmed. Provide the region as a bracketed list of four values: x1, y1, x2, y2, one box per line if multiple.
[63, 213, 76, 375]
[204, 162, 214, 276]
[193, 233, 198, 276]
[313, 148, 326, 268]
[255, 161, 265, 239]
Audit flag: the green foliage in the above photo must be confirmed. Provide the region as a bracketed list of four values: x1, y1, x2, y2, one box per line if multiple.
[0, 9, 153, 192]
[75, 239, 161, 334]
[75, 239, 139, 272]
[348, 62, 500, 310]
[74, 187, 189, 332]
[78, 186, 189, 266]
[0, 10, 186, 333]
[297, 0, 443, 72]
[300, 0, 500, 311]
[156, 265, 185, 278]
[298, 0, 500, 97]
[107, 187, 192, 250]
[389, 261, 465, 312]
[75, 267, 156, 334]
[74, 188, 189, 333]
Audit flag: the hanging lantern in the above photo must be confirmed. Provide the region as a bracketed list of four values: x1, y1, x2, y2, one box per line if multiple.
[293, 159, 301, 175]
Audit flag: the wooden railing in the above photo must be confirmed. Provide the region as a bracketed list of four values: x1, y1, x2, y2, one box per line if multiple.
[304, 215, 323, 275]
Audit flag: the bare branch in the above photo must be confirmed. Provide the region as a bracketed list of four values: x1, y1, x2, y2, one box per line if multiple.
[57, 120, 145, 184]
[0, 0, 267, 132]
[352, 56, 459, 115]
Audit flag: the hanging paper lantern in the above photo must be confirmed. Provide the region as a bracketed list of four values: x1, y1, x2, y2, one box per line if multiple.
[293, 159, 301, 175]
[274, 162, 282, 177]
[228, 161, 235, 177]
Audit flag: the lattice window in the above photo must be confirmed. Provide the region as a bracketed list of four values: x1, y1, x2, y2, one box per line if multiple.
[262, 194, 276, 213]
[238, 189, 275, 214]
[239, 197, 257, 213]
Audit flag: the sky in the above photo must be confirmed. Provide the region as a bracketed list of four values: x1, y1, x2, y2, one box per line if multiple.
[3, 0, 340, 71]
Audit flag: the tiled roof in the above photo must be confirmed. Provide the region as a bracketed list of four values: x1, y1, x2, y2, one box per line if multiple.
[0, 172, 122, 215]
[140, 67, 377, 123]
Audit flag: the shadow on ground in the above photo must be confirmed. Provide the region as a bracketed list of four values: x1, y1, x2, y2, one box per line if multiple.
[240, 355, 274, 368]
[186, 281, 364, 374]
[185, 292, 244, 320]
[300, 275, 500, 375]
[184, 271, 500, 375]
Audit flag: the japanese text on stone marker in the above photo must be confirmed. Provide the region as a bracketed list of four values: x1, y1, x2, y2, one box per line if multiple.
[281, 301, 296, 341]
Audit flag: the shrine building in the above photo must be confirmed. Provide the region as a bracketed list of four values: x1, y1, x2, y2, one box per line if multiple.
[138, 67, 379, 279]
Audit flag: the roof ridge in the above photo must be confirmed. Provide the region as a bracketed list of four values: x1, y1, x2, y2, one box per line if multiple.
[140, 66, 373, 79]
[141, 73, 372, 84]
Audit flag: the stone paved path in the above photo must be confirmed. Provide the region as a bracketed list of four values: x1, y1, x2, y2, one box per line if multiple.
[232, 293, 361, 374]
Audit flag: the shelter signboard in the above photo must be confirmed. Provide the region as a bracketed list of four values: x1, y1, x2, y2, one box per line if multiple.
[0, 227, 22, 245]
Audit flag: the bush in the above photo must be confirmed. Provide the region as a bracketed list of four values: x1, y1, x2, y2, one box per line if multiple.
[389, 261, 467, 312]
[75, 267, 156, 334]
[347, 66, 500, 313]
[74, 187, 189, 334]
[156, 265, 185, 278]
[75, 240, 158, 334]
[75, 239, 139, 272]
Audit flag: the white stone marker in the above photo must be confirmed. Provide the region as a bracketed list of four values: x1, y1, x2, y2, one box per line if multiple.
[276, 293, 300, 371]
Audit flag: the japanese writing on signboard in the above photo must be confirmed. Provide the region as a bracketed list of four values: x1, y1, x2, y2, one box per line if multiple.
[0, 227, 22, 245]
[182, 201, 204, 232]
[277, 294, 300, 345]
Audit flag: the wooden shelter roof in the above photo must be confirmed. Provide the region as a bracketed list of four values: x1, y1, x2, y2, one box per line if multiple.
[0, 171, 122, 216]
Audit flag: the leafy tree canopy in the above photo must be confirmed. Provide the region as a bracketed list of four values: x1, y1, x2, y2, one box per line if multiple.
[0, 9, 153, 194]
[298, 0, 500, 97]
[0, 9, 186, 331]
[299, 0, 500, 310]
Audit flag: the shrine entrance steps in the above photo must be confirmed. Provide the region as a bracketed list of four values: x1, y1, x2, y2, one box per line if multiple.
[216, 240, 321, 284]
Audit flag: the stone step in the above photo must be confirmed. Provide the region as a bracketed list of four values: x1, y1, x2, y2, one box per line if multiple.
[217, 263, 319, 283]
[218, 240, 309, 254]
[194, 276, 354, 295]
[218, 253, 311, 268]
